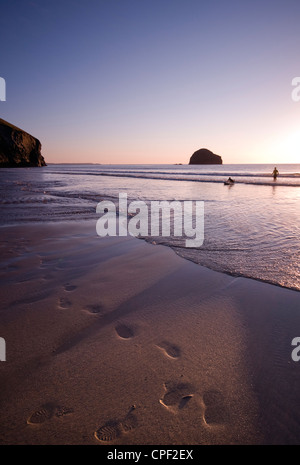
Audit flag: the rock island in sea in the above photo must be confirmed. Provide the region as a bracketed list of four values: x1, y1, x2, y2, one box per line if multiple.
[189, 148, 222, 165]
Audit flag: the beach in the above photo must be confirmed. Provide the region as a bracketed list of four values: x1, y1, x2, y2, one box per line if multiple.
[2, 0, 300, 448]
[1, 220, 300, 445]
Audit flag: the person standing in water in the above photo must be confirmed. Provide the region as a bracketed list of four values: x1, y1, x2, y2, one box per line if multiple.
[272, 167, 279, 180]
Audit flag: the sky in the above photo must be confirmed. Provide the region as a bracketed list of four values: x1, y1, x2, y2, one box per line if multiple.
[1, 0, 300, 164]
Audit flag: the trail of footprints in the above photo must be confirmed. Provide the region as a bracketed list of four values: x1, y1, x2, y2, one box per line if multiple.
[57, 283, 77, 309]
[58, 283, 104, 314]
[114, 327, 228, 427]
[96, 325, 229, 441]
[49, 288, 228, 441]
[27, 389, 227, 443]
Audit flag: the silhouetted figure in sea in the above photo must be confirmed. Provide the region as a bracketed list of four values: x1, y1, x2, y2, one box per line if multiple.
[224, 177, 235, 185]
[272, 167, 279, 180]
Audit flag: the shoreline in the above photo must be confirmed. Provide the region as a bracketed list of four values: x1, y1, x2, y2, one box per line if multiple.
[0, 220, 300, 444]
[1, 219, 299, 294]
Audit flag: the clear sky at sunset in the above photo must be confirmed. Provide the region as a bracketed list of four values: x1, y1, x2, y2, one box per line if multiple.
[1, 0, 300, 164]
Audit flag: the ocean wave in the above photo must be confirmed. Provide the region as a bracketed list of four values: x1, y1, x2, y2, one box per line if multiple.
[53, 169, 300, 187]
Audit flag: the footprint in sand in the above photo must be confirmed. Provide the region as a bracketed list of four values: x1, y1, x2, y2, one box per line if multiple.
[94, 405, 137, 443]
[115, 324, 134, 339]
[27, 403, 55, 425]
[160, 382, 194, 412]
[58, 297, 72, 309]
[63, 283, 77, 292]
[83, 303, 104, 315]
[94, 420, 122, 442]
[27, 403, 73, 425]
[55, 405, 74, 418]
[202, 390, 228, 425]
[41, 273, 55, 281]
[156, 341, 181, 359]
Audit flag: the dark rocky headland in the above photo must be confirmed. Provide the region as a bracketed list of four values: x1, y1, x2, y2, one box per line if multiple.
[0, 118, 46, 167]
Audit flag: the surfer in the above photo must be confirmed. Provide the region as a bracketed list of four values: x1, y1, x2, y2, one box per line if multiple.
[272, 167, 279, 180]
[224, 177, 235, 185]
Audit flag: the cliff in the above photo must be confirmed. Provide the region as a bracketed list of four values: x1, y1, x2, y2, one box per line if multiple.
[189, 148, 222, 165]
[0, 118, 46, 167]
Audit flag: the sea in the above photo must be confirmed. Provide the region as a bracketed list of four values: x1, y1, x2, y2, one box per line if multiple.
[0, 163, 299, 292]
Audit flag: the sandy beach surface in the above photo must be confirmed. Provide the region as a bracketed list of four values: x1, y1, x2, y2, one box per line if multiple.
[0, 220, 300, 445]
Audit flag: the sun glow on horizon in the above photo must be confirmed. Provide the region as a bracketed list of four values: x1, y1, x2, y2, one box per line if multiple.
[258, 126, 300, 165]
[283, 130, 300, 163]
[2, 2, 300, 166]
[276, 129, 300, 164]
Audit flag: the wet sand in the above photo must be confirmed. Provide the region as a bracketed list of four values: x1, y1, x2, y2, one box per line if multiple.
[0, 221, 300, 445]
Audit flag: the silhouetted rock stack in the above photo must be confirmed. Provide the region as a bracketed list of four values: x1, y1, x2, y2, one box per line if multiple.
[189, 148, 222, 165]
[0, 118, 46, 167]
